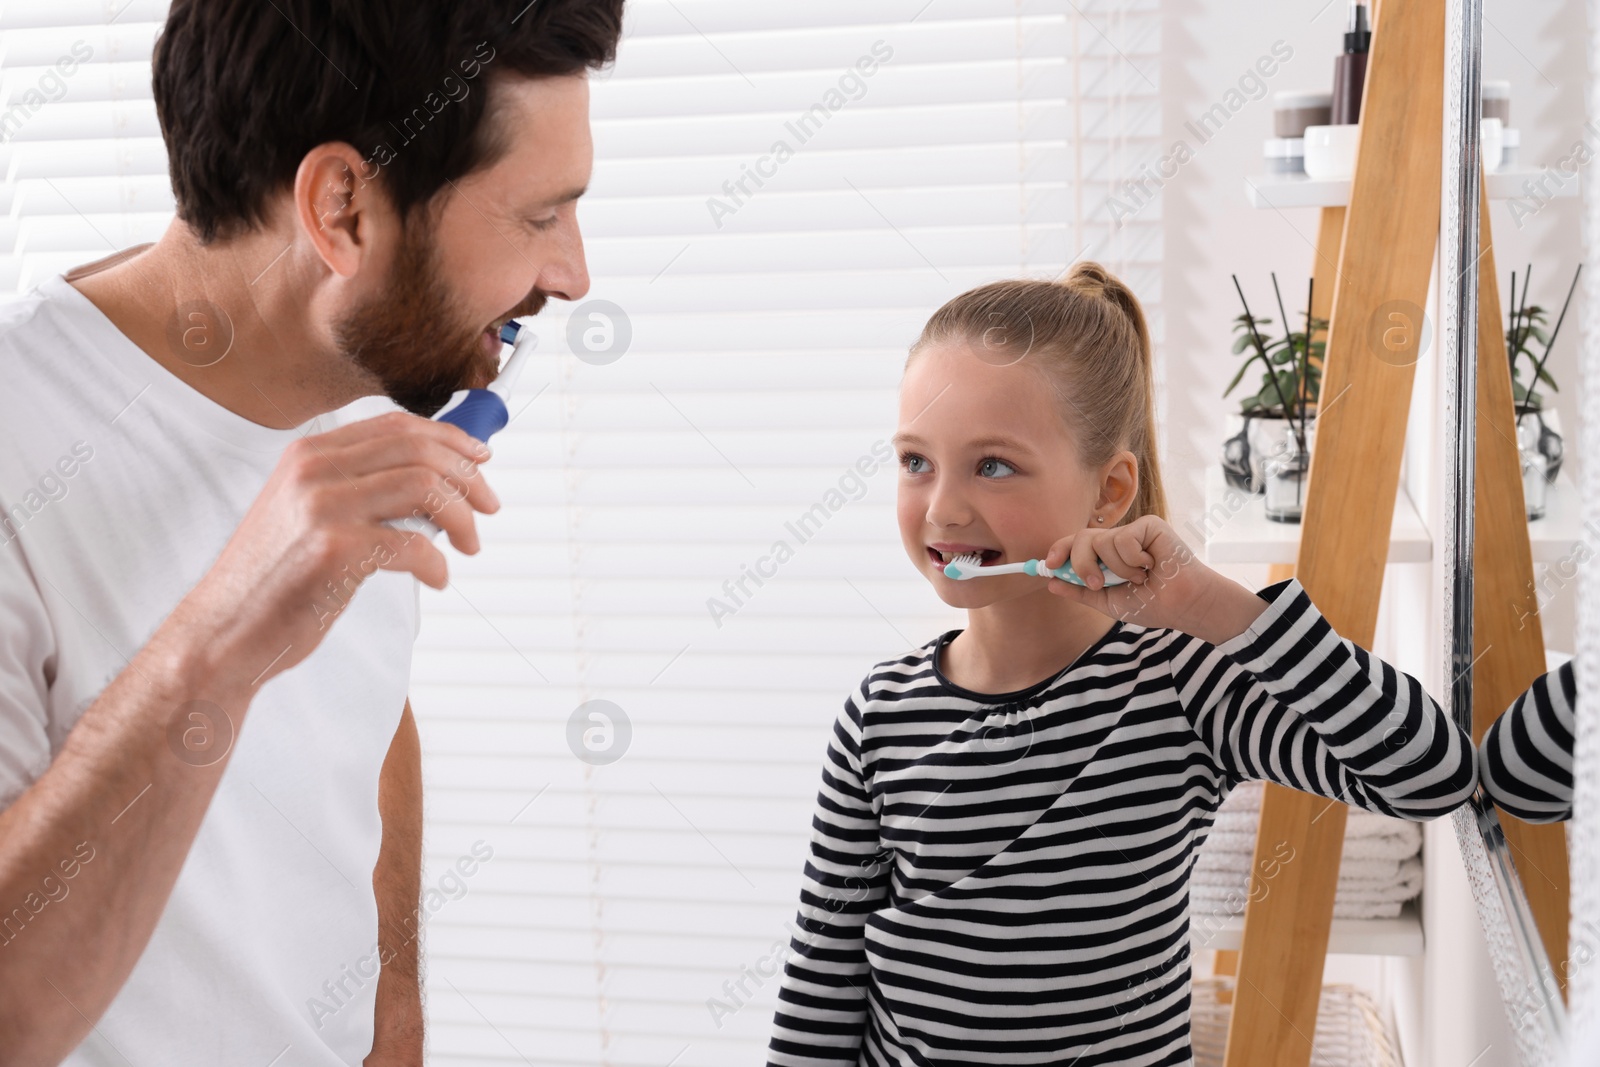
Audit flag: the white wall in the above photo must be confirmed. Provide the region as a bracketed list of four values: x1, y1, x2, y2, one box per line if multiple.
[1481, 0, 1589, 658]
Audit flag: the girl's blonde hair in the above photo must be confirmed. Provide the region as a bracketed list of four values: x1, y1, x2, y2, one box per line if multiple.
[908, 261, 1167, 523]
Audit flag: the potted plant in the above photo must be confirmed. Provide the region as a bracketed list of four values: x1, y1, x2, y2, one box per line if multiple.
[1220, 274, 1325, 522]
[1504, 265, 1578, 520]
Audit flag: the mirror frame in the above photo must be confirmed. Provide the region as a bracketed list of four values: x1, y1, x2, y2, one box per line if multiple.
[1443, 0, 1569, 1058]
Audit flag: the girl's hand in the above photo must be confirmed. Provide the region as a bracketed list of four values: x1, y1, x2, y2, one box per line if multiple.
[1042, 515, 1268, 644]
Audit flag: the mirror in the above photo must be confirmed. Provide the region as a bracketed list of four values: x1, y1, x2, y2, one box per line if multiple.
[1445, 0, 1588, 1061]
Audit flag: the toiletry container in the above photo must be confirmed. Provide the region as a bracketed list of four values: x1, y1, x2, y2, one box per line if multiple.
[1482, 80, 1511, 127]
[1273, 91, 1332, 138]
[1499, 127, 1520, 171]
[1264, 138, 1306, 175]
[1481, 118, 1505, 173]
[1331, 0, 1372, 125]
[1303, 125, 1361, 180]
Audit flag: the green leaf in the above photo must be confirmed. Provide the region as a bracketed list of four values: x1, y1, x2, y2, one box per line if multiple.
[1232, 333, 1254, 354]
[1536, 365, 1560, 392]
[1223, 360, 1252, 397]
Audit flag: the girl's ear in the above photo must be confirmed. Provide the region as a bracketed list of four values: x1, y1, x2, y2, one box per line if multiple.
[1096, 450, 1139, 523]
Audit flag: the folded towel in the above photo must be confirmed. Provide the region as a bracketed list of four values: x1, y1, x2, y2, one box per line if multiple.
[1202, 827, 1419, 863]
[1190, 782, 1425, 921]
[1209, 810, 1422, 855]
[1191, 888, 1408, 921]
[1207, 785, 1422, 855]
[1338, 855, 1415, 884]
[1191, 856, 1422, 921]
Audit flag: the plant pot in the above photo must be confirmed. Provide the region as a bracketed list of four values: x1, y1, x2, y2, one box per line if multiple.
[1516, 405, 1562, 520]
[1515, 405, 1563, 484]
[1263, 438, 1312, 523]
[1220, 413, 1316, 499]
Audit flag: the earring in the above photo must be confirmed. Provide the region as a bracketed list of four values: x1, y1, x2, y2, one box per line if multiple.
[1095, 515, 1105, 524]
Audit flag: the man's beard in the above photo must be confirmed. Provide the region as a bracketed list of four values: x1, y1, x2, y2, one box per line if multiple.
[333, 219, 546, 416]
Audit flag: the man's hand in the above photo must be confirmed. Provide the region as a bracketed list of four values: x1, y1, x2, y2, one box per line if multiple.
[0, 412, 495, 1065]
[177, 410, 500, 690]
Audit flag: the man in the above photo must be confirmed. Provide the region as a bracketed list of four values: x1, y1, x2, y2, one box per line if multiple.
[0, 2, 623, 1063]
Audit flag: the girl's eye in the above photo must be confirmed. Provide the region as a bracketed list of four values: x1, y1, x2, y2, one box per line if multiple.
[528, 215, 560, 232]
[978, 457, 1017, 479]
[901, 453, 929, 474]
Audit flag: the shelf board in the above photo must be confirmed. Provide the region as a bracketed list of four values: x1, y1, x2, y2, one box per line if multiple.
[1193, 900, 1424, 957]
[1200, 466, 1432, 565]
[1245, 169, 1574, 210]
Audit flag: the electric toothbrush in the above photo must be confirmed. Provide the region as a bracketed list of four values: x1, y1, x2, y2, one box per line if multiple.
[386, 319, 536, 538]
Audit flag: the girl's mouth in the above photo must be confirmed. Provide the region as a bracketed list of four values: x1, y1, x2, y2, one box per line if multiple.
[928, 547, 1002, 566]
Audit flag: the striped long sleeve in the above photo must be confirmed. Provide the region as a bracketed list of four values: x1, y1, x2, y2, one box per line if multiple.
[768, 692, 885, 1065]
[1479, 660, 1577, 823]
[769, 578, 1475, 1067]
[1174, 579, 1478, 819]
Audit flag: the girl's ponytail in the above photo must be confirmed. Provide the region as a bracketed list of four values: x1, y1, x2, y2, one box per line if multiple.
[1057, 262, 1167, 523]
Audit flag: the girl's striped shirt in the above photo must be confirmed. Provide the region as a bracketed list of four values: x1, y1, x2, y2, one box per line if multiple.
[1479, 659, 1576, 823]
[768, 579, 1476, 1067]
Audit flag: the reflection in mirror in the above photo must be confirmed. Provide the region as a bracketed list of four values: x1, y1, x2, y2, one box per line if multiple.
[1481, 662, 1578, 825]
[1473, 661, 1576, 1062]
[1564, 0, 1600, 1046]
[1449, 0, 1593, 1060]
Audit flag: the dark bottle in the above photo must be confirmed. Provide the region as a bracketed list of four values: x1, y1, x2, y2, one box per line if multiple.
[1331, 0, 1372, 125]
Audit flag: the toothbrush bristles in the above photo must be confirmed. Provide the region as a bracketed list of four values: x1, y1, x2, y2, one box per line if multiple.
[943, 552, 988, 579]
[490, 323, 537, 400]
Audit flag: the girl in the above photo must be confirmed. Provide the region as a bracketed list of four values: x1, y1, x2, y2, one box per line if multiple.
[767, 263, 1476, 1066]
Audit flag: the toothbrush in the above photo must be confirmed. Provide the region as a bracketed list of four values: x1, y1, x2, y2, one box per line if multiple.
[387, 319, 537, 538]
[942, 552, 1130, 587]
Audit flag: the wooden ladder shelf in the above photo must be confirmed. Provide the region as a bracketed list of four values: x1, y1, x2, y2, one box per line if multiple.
[1218, 0, 1570, 1060]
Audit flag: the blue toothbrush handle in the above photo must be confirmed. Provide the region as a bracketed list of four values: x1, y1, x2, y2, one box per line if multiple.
[433, 388, 509, 443]
[1025, 558, 1131, 587]
[386, 389, 508, 539]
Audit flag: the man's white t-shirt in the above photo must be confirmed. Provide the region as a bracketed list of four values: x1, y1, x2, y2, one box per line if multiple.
[0, 273, 421, 1065]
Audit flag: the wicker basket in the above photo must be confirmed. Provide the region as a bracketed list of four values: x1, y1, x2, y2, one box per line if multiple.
[1190, 978, 1404, 1067]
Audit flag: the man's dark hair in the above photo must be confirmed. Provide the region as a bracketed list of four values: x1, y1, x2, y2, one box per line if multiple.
[152, 1, 624, 243]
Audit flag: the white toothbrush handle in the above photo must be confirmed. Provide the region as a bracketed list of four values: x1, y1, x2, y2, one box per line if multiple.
[390, 514, 442, 539]
[946, 557, 1130, 586]
[1031, 559, 1131, 587]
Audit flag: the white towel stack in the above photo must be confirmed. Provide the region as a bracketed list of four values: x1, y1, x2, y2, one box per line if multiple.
[1190, 782, 1424, 920]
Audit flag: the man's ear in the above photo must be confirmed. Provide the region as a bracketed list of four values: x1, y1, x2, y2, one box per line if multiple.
[293, 143, 387, 279]
[1097, 450, 1140, 523]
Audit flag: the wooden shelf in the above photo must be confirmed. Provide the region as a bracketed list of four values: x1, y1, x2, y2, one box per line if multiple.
[1200, 466, 1433, 565]
[1194, 901, 1424, 957]
[1528, 471, 1585, 563]
[1245, 169, 1574, 210]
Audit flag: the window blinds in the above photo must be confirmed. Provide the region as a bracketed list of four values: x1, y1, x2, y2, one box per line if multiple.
[1, 2, 1163, 1064]
[0, 1, 171, 291]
